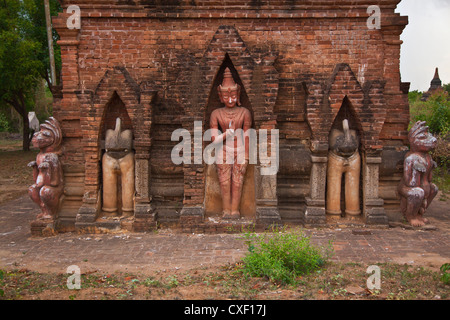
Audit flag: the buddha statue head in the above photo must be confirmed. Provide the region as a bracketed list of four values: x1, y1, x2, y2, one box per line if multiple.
[217, 67, 241, 108]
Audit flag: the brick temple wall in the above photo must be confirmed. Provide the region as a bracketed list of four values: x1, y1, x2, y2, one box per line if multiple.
[52, 0, 410, 231]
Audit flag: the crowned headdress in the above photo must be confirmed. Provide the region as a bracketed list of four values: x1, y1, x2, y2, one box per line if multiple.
[39, 117, 62, 153]
[218, 68, 241, 106]
[408, 121, 429, 141]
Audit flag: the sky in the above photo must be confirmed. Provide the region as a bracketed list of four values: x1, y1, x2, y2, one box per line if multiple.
[396, 0, 450, 91]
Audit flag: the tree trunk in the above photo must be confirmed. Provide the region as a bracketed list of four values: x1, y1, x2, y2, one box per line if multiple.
[22, 112, 30, 151]
[3, 92, 31, 151]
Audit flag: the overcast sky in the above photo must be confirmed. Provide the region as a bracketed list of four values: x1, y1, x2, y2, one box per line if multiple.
[396, 0, 450, 91]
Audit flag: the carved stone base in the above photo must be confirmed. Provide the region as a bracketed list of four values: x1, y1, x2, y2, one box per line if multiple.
[304, 198, 327, 227]
[180, 205, 283, 233]
[304, 207, 327, 227]
[325, 214, 365, 228]
[365, 206, 389, 226]
[76, 205, 97, 223]
[30, 219, 56, 237]
[182, 217, 261, 234]
[133, 203, 158, 232]
[363, 157, 389, 226]
[75, 203, 158, 233]
[75, 217, 135, 234]
[180, 206, 205, 232]
[133, 218, 158, 232]
[256, 207, 282, 228]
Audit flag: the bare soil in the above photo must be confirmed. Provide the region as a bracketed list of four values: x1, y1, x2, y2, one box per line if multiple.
[1, 262, 448, 300]
[0, 140, 37, 204]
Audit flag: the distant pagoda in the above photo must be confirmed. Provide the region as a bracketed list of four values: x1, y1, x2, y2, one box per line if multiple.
[422, 67, 443, 101]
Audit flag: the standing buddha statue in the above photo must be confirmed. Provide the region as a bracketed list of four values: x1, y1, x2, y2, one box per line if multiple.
[209, 68, 252, 219]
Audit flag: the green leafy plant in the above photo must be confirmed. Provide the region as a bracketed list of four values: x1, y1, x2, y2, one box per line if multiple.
[165, 275, 179, 288]
[440, 263, 450, 285]
[409, 91, 450, 135]
[240, 227, 334, 285]
[0, 269, 4, 297]
[0, 113, 10, 132]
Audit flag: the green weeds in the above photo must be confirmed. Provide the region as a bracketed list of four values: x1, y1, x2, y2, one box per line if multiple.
[240, 227, 334, 285]
[0, 261, 448, 300]
[440, 263, 450, 285]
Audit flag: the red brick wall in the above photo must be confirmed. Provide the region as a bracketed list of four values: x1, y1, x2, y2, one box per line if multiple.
[53, 0, 410, 223]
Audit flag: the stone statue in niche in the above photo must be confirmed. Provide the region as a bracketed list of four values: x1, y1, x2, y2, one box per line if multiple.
[210, 67, 252, 219]
[102, 117, 135, 217]
[28, 117, 64, 220]
[326, 119, 361, 216]
[398, 121, 438, 227]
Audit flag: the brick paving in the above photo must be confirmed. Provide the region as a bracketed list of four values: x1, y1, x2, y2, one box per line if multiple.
[0, 195, 449, 276]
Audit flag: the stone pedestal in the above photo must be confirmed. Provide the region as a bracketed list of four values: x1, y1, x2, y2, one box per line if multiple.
[133, 203, 157, 232]
[75, 190, 100, 227]
[30, 219, 56, 237]
[133, 156, 158, 231]
[254, 164, 281, 227]
[363, 156, 388, 226]
[304, 155, 328, 227]
[180, 206, 205, 232]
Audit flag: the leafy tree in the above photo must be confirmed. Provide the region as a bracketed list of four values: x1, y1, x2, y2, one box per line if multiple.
[410, 90, 450, 135]
[0, 0, 41, 150]
[444, 83, 450, 95]
[0, 0, 61, 150]
[408, 90, 423, 103]
[27, 0, 62, 93]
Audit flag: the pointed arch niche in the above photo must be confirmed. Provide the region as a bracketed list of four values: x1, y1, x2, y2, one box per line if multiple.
[204, 55, 256, 219]
[305, 63, 388, 227]
[99, 91, 134, 141]
[98, 91, 134, 218]
[329, 96, 363, 143]
[326, 96, 364, 219]
[175, 25, 281, 227]
[75, 67, 156, 231]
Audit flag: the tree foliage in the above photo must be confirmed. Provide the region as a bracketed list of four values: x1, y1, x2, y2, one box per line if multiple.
[409, 88, 450, 135]
[0, 0, 62, 149]
[409, 87, 450, 169]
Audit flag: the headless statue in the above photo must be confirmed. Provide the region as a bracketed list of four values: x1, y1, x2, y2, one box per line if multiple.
[28, 117, 64, 220]
[210, 68, 252, 220]
[326, 119, 361, 216]
[102, 117, 135, 217]
[398, 121, 438, 227]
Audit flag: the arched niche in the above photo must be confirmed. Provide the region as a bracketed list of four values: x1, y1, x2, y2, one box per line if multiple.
[204, 53, 255, 131]
[325, 96, 364, 218]
[204, 54, 256, 219]
[329, 96, 363, 147]
[99, 91, 134, 141]
[98, 91, 135, 218]
[326, 96, 363, 218]
[75, 66, 155, 230]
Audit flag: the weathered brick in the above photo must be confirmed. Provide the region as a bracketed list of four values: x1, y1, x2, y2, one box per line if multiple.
[51, 1, 410, 232]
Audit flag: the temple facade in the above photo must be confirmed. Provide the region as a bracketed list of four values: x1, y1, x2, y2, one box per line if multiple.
[50, 0, 411, 234]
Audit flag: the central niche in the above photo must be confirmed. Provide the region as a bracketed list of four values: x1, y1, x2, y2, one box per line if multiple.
[99, 91, 135, 218]
[204, 54, 256, 219]
[326, 96, 363, 218]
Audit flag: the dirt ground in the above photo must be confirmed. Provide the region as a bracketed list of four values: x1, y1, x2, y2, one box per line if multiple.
[1, 260, 448, 301]
[0, 139, 36, 205]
